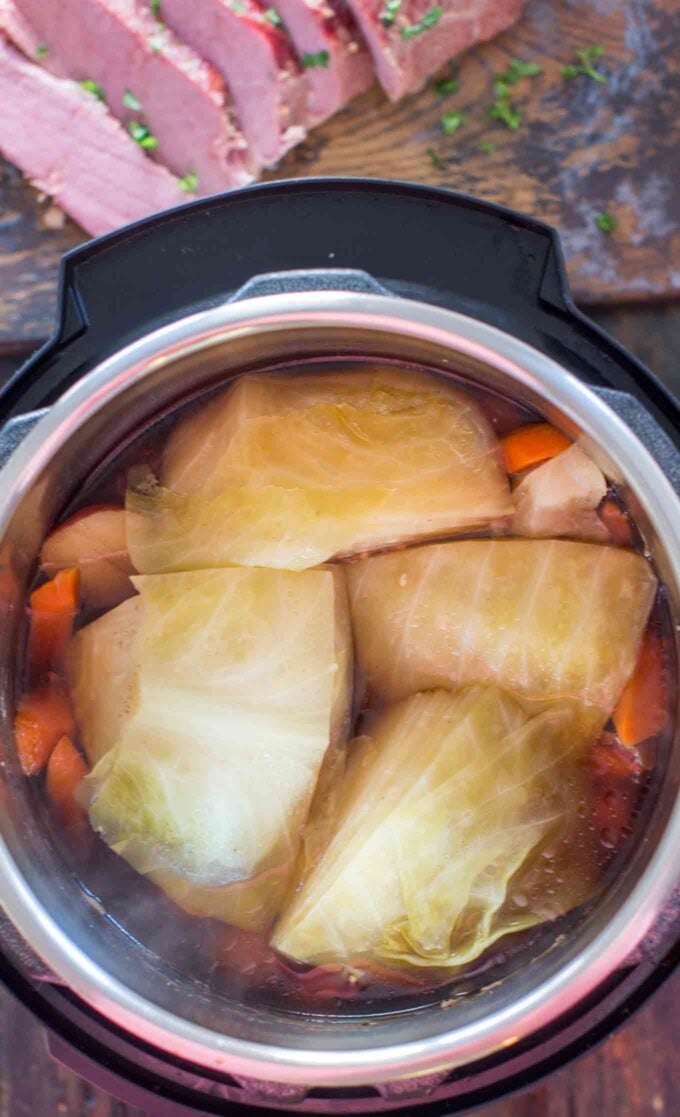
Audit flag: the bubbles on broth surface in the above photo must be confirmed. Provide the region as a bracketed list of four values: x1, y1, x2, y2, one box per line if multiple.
[22, 358, 673, 1015]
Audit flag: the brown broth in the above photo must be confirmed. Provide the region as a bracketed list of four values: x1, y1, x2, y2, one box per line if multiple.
[18, 359, 674, 1016]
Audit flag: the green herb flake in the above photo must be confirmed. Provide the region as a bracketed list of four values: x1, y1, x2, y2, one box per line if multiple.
[151, 0, 161, 14]
[226, 0, 247, 11]
[595, 211, 617, 234]
[149, 32, 164, 52]
[129, 121, 160, 150]
[499, 58, 542, 85]
[487, 92, 522, 131]
[400, 6, 442, 38]
[302, 50, 330, 68]
[123, 89, 142, 111]
[178, 170, 198, 192]
[379, 0, 401, 25]
[263, 6, 283, 25]
[562, 44, 606, 83]
[79, 79, 106, 102]
[479, 140, 495, 154]
[440, 109, 465, 134]
[434, 77, 459, 96]
[35, 44, 48, 58]
[427, 148, 444, 170]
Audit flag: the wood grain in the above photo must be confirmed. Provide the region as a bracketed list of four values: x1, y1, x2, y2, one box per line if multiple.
[1, 0, 679, 344]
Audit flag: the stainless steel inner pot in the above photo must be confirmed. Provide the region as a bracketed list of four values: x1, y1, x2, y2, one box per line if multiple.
[0, 286, 679, 1088]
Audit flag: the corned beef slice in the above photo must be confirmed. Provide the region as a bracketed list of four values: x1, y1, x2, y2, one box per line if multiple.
[0, 36, 189, 235]
[10, 0, 252, 192]
[270, 0, 373, 123]
[160, 0, 307, 167]
[346, 0, 527, 99]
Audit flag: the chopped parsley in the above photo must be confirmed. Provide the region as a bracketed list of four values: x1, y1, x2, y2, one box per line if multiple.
[263, 6, 283, 25]
[479, 140, 495, 154]
[595, 211, 617, 233]
[498, 58, 542, 84]
[79, 79, 106, 101]
[129, 121, 159, 150]
[178, 170, 198, 192]
[434, 77, 459, 96]
[484, 58, 540, 131]
[487, 81, 522, 130]
[151, 0, 161, 13]
[123, 89, 142, 111]
[149, 32, 164, 52]
[401, 6, 442, 38]
[35, 44, 48, 58]
[302, 50, 330, 68]
[379, 0, 401, 26]
[440, 109, 465, 134]
[226, 0, 247, 11]
[482, 57, 540, 131]
[562, 45, 606, 83]
[427, 148, 444, 170]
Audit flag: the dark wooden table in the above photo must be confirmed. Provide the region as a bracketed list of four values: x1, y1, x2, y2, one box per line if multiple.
[0, 301, 678, 1115]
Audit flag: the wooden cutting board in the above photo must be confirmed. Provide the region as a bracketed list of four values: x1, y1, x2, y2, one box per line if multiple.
[1, 0, 678, 345]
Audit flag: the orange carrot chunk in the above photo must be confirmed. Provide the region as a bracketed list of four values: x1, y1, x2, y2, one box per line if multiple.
[46, 735, 88, 830]
[591, 736, 641, 781]
[501, 423, 572, 474]
[14, 678, 76, 776]
[613, 629, 668, 747]
[599, 498, 634, 547]
[27, 567, 80, 676]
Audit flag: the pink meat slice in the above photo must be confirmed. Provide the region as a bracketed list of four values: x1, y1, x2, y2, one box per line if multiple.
[270, 0, 373, 123]
[9, 0, 253, 193]
[160, 0, 307, 168]
[346, 0, 527, 99]
[0, 35, 191, 236]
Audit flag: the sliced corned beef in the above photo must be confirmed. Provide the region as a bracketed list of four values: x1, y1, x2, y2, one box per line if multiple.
[10, 0, 253, 193]
[345, 0, 527, 99]
[270, 0, 373, 123]
[159, 0, 307, 168]
[0, 35, 190, 236]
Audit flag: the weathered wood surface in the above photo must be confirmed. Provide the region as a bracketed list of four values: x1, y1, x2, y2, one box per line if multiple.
[0, 303, 677, 1117]
[1, 0, 679, 345]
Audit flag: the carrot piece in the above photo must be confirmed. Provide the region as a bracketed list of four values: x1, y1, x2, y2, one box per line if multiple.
[500, 423, 572, 474]
[46, 735, 88, 831]
[613, 629, 668, 747]
[27, 567, 80, 675]
[14, 678, 76, 776]
[599, 498, 634, 547]
[591, 737, 641, 781]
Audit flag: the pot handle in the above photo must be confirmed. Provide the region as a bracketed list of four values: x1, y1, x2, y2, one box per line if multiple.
[228, 267, 392, 302]
[593, 388, 680, 493]
[0, 409, 48, 472]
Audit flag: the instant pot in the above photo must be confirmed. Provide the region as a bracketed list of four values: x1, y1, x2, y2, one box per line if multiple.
[0, 180, 678, 1116]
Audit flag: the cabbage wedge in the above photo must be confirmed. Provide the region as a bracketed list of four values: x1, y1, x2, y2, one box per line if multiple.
[347, 539, 656, 730]
[126, 368, 513, 573]
[68, 566, 352, 931]
[273, 686, 594, 969]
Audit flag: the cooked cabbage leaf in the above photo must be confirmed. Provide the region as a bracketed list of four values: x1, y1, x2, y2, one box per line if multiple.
[347, 539, 656, 727]
[69, 566, 352, 930]
[68, 595, 142, 764]
[273, 686, 594, 968]
[512, 444, 608, 541]
[126, 368, 513, 573]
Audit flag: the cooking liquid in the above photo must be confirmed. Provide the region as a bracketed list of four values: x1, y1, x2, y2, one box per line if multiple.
[20, 359, 674, 1015]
